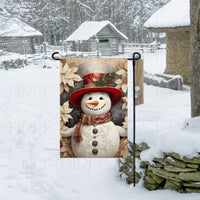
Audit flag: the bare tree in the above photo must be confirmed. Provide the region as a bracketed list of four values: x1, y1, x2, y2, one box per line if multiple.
[190, 0, 200, 117]
[3, 0, 169, 44]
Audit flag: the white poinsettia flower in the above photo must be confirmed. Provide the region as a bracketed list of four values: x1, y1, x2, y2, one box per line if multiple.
[60, 101, 73, 123]
[122, 97, 127, 109]
[115, 67, 127, 94]
[60, 62, 82, 93]
[123, 116, 128, 129]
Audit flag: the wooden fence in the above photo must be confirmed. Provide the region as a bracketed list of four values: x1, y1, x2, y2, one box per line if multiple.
[122, 43, 157, 53]
[35, 42, 160, 56]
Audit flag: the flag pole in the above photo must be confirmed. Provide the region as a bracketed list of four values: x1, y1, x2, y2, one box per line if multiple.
[128, 52, 141, 187]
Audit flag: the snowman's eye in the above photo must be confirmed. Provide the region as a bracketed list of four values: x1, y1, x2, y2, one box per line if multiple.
[99, 97, 104, 100]
[88, 97, 92, 100]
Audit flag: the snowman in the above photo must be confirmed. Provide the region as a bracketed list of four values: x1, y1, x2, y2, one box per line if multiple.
[65, 73, 127, 158]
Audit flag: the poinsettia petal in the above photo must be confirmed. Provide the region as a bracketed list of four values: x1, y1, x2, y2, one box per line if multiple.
[63, 63, 69, 70]
[116, 69, 126, 75]
[62, 116, 69, 123]
[73, 74, 82, 81]
[68, 108, 73, 113]
[122, 103, 126, 109]
[63, 77, 68, 85]
[60, 147, 69, 153]
[67, 79, 74, 87]
[122, 97, 126, 101]
[116, 85, 121, 89]
[60, 75, 63, 84]
[60, 83, 64, 94]
[60, 120, 65, 130]
[65, 114, 72, 119]
[122, 84, 127, 93]
[63, 101, 69, 109]
[115, 79, 123, 84]
[123, 122, 127, 129]
[67, 73, 74, 79]
[63, 104, 73, 113]
[64, 85, 70, 92]
[72, 67, 78, 73]
[60, 106, 64, 113]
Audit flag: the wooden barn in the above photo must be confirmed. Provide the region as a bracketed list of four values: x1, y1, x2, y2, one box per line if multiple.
[65, 21, 128, 56]
[0, 8, 42, 54]
[144, 0, 191, 84]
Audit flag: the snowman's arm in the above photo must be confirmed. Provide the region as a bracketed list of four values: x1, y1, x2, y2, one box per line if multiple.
[116, 126, 127, 137]
[64, 126, 76, 137]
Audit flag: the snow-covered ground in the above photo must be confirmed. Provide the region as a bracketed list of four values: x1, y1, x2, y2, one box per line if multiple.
[143, 49, 166, 74]
[0, 50, 199, 200]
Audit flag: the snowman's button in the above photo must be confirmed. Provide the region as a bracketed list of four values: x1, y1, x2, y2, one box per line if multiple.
[92, 148, 98, 155]
[92, 140, 98, 147]
[92, 128, 98, 134]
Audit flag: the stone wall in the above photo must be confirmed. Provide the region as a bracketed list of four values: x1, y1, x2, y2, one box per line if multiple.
[119, 142, 149, 184]
[141, 152, 200, 193]
[165, 31, 191, 84]
[119, 142, 200, 193]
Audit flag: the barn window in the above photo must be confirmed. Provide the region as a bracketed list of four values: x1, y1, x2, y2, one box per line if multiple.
[99, 39, 109, 43]
[98, 39, 109, 48]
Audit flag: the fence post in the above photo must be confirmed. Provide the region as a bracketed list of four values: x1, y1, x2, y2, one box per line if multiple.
[63, 41, 68, 54]
[96, 39, 100, 57]
[122, 43, 125, 54]
[43, 42, 48, 54]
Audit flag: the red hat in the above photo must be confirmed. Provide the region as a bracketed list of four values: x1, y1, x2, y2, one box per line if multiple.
[69, 73, 122, 107]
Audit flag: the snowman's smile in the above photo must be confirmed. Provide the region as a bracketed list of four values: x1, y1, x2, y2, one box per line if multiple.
[81, 92, 111, 116]
[86, 104, 106, 111]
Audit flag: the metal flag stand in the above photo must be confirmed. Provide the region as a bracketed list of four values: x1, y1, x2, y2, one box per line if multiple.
[128, 52, 141, 187]
[52, 51, 141, 187]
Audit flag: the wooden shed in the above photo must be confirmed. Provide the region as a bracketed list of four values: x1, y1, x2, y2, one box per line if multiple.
[65, 21, 128, 56]
[0, 8, 42, 54]
[144, 0, 191, 84]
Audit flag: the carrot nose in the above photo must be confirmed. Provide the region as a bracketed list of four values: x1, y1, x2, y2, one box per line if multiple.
[87, 100, 99, 106]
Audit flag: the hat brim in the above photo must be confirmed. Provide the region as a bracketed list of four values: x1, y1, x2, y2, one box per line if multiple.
[69, 87, 122, 107]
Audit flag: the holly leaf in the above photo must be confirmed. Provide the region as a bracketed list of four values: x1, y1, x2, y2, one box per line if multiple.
[111, 72, 116, 78]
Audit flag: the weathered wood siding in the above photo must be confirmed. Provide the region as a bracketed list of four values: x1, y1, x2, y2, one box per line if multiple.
[165, 31, 191, 84]
[89, 39, 97, 51]
[71, 40, 96, 52]
[70, 24, 126, 56]
[0, 37, 37, 54]
[97, 26, 114, 37]
[97, 26, 120, 55]
[135, 59, 144, 106]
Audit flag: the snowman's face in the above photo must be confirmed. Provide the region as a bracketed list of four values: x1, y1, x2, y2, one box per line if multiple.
[81, 92, 111, 116]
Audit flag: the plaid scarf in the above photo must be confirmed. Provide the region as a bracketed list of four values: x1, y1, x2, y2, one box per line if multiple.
[74, 112, 111, 143]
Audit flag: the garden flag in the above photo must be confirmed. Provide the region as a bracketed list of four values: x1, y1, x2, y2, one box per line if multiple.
[60, 58, 128, 158]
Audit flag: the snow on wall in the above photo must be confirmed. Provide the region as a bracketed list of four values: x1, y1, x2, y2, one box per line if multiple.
[66, 21, 128, 42]
[0, 8, 42, 37]
[144, 0, 190, 29]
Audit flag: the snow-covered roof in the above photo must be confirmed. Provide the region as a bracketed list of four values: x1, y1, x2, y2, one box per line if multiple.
[144, 0, 190, 30]
[0, 8, 42, 37]
[66, 21, 128, 41]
